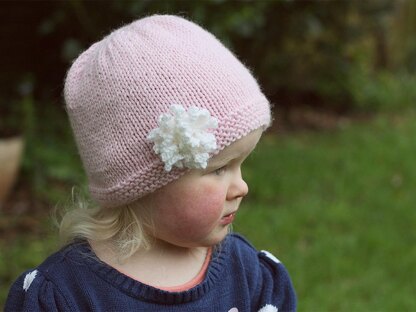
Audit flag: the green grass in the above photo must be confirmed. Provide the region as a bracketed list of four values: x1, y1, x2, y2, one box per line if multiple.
[236, 110, 416, 311]
[1, 110, 415, 310]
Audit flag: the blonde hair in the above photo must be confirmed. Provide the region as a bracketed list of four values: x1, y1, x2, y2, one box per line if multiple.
[54, 188, 153, 262]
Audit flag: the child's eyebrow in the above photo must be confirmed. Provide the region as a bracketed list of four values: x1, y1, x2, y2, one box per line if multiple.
[207, 148, 253, 168]
[207, 154, 238, 167]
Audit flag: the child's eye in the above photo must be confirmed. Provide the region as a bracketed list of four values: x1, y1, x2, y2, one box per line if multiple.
[213, 165, 227, 176]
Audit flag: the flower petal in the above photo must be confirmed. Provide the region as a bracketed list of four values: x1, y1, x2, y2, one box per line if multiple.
[148, 105, 218, 171]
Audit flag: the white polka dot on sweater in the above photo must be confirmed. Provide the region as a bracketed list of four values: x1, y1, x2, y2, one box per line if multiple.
[258, 304, 279, 312]
[229, 304, 278, 312]
[23, 270, 38, 292]
[261, 250, 281, 264]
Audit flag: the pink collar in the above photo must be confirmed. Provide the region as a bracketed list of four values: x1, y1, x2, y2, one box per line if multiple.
[158, 247, 212, 292]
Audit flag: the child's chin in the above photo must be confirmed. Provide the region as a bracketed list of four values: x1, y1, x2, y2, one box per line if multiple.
[202, 227, 230, 247]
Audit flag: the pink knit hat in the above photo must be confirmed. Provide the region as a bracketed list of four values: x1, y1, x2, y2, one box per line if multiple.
[64, 14, 271, 208]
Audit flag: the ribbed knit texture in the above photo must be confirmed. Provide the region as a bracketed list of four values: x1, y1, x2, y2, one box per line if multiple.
[64, 14, 271, 208]
[5, 234, 297, 311]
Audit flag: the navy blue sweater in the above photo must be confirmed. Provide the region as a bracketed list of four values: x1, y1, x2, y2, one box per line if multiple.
[6, 234, 296, 311]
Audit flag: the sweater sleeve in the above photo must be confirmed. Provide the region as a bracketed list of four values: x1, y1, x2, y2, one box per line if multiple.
[256, 250, 297, 312]
[5, 269, 73, 312]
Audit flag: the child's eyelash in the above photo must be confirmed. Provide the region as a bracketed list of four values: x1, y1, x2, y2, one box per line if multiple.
[213, 165, 227, 175]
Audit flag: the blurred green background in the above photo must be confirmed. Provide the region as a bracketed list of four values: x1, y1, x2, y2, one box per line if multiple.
[0, 1, 415, 310]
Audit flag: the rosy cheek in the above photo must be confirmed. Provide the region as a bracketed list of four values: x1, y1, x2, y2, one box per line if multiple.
[160, 183, 225, 238]
[189, 184, 225, 222]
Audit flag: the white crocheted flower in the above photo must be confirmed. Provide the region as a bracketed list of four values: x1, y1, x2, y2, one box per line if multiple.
[148, 104, 218, 172]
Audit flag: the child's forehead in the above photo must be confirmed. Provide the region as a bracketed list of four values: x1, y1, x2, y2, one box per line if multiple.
[209, 129, 263, 164]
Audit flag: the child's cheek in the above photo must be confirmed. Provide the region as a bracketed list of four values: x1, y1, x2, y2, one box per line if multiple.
[191, 183, 225, 219]
[172, 183, 226, 236]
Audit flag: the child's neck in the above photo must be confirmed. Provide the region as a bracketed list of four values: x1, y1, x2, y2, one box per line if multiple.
[89, 239, 209, 289]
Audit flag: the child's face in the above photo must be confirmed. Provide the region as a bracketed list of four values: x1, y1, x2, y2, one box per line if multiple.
[141, 128, 263, 249]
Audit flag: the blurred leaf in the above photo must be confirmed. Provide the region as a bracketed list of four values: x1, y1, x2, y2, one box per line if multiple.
[61, 38, 83, 62]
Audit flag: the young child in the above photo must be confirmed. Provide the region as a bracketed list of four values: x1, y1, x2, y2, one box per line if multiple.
[6, 15, 296, 311]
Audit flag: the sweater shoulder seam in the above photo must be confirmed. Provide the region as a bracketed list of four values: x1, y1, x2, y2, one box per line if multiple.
[36, 249, 77, 312]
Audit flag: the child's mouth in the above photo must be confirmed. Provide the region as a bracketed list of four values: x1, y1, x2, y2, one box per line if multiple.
[220, 212, 236, 225]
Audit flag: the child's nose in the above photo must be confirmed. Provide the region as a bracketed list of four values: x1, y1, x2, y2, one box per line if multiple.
[226, 168, 249, 200]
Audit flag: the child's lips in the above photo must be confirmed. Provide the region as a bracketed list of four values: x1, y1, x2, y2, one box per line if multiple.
[220, 212, 236, 225]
